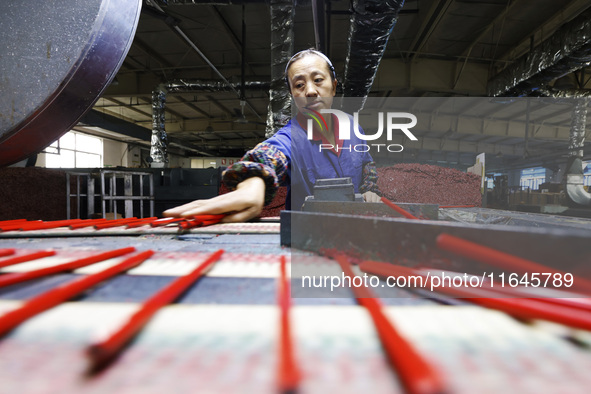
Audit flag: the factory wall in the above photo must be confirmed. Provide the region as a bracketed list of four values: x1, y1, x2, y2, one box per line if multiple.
[103, 139, 128, 167]
[190, 157, 241, 169]
[168, 155, 192, 169]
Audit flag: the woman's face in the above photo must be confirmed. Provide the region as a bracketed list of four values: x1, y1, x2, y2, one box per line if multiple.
[287, 53, 337, 114]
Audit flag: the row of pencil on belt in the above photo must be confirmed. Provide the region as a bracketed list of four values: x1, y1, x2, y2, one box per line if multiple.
[1, 237, 591, 394]
[0, 244, 449, 393]
[0, 215, 225, 232]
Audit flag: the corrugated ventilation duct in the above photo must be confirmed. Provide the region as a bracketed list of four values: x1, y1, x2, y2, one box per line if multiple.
[266, 0, 294, 138]
[149, 80, 269, 166]
[488, 8, 591, 97]
[165, 79, 269, 93]
[565, 99, 591, 207]
[150, 84, 168, 168]
[534, 87, 591, 98]
[342, 0, 404, 110]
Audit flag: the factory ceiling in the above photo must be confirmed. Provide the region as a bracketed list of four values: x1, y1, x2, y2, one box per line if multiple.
[83, 0, 591, 172]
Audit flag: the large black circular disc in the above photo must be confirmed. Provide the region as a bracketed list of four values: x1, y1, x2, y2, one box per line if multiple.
[0, 0, 142, 166]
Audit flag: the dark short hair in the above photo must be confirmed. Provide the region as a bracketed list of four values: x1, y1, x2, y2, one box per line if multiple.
[284, 49, 336, 90]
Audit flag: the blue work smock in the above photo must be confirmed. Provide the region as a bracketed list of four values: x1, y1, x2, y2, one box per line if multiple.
[265, 116, 375, 210]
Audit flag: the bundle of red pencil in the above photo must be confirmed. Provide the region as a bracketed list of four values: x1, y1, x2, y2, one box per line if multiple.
[177, 214, 226, 230]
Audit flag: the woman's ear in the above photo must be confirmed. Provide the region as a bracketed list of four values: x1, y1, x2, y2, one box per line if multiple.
[332, 79, 337, 96]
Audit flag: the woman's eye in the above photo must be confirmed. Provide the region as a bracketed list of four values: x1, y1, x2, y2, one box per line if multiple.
[315, 78, 323, 83]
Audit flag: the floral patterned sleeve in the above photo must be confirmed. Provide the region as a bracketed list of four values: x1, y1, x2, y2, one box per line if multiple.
[359, 161, 380, 195]
[222, 142, 289, 205]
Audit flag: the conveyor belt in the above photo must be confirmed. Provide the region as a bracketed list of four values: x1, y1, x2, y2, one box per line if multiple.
[0, 221, 590, 393]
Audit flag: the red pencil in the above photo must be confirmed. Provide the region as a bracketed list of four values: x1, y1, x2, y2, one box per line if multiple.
[14, 219, 84, 231]
[0, 250, 56, 269]
[150, 218, 184, 227]
[277, 255, 301, 392]
[87, 249, 224, 366]
[69, 219, 108, 229]
[94, 218, 139, 230]
[126, 218, 161, 229]
[178, 218, 203, 230]
[416, 266, 591, 313]
[0, 219, 27, 225]
[0, 220, 42, 232]
[380, 197, 419, 220]
[116, 217, 157, 228]
[0, 249, 15, 258]
[178, 214, 225, 230]
[192, 214, 226, 221]
[0, 250, 154, 337]
[334, 254, 446, 394]
[0, 247, 136, 288]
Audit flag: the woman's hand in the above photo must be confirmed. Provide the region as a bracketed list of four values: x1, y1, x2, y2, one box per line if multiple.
[162, 177, 266, 223]
[362, 191, 381, 203]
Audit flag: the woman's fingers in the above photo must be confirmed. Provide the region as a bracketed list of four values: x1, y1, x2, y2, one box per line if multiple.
[222, 205, 261, 223]
[163, 177, 266, 222]
[362, 191, 381, 203]
[162, 198, 214, 217]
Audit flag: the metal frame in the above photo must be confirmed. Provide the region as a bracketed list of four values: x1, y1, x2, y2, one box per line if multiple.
[67, 170, 154, 219]
[282, 210, 591, 275]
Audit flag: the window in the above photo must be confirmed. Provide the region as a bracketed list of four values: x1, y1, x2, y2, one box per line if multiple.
[486, 173, 503, 189]
[584, 161, 591, 187]
[520, 167, 545, 190]
[45, 132, 103, 168]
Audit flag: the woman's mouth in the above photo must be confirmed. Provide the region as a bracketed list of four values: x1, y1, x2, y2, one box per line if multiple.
[305, 101, 322, 109]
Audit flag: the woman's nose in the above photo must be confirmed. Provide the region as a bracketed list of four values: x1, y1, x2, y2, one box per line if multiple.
[304, 81, 318, 97]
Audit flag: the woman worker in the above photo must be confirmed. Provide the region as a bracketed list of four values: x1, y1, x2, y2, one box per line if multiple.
[164, 49, 381, 222]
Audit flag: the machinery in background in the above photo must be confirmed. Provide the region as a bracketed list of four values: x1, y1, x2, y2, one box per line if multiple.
[486, 175, 509, 210]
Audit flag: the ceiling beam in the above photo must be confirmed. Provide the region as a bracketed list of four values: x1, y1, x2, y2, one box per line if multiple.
[452, 0, 518, 89]
[209, 6, 257, 77]
[132, 36, 175, 70]
[206, 95, 235, 117]
[408, 0, 454, 62]
[103, 97, 152, 119]
[175, 96, 212, 118]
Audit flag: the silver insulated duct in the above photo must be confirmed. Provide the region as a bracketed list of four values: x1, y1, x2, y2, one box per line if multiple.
[164, 79, 269, 93]
[534, 87, 591, 99]
[342, 0, 404, 108]
[565, 99, 591, 207]
[149, 79, 269, 165]
[266, 0, 294, 138]
[150, 84, 169, 168]
[488, 8, 591, 97]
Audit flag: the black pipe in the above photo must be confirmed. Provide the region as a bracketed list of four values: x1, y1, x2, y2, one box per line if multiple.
[342, 0, 404, 110]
